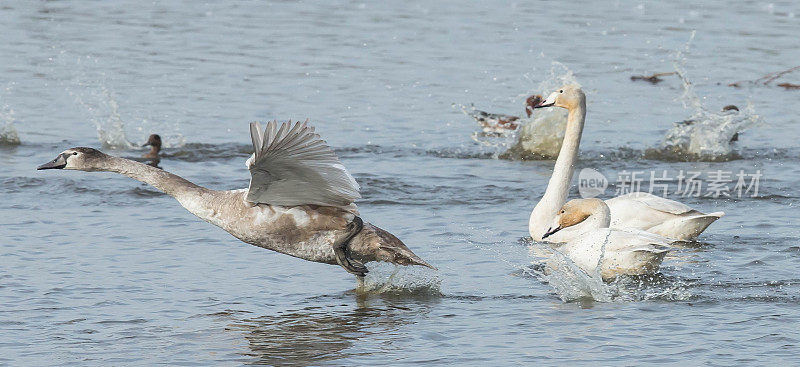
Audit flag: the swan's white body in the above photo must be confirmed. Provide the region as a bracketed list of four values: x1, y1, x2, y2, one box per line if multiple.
[528, 85, 723, 242]
[541, 198, 670, 281]
[553, 228, 670, 281]
[606, 192, 724, 240]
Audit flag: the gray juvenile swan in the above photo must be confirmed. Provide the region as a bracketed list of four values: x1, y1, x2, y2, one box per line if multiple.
[38, 120, 433, 277]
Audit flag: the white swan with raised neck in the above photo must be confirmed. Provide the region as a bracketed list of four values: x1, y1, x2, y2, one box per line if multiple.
[528, 85, 723, 242]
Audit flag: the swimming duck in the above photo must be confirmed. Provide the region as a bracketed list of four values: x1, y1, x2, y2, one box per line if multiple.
[142, 134, 162, 159]
[528, 85, 723, 243]
[541, 198, 671, 281]
[468, 95, 542, 134]
[38, 120, 433, 278]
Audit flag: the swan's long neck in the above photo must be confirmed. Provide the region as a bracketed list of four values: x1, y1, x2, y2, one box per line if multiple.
[546, 101, 586, 205]
[530, 100, 586, 240]
[98, 156, 209, 200]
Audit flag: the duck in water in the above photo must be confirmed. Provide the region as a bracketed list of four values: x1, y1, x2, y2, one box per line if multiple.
[141, 134, 162, 167]
[467, 95, 542, 134]
[142, 134, 162, 159]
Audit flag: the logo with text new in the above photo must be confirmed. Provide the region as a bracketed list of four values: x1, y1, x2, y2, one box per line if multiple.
[578, 168, 608, 198]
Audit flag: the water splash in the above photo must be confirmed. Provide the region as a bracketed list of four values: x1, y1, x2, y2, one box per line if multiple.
[0, 122, 21, 146]
[528, 241, 613, 302]
[451, 103, 520, 159]
[646, 34, 763, 161]
[69, 84, 187, 150]
[527, 246, 606, 302]
[527, 241, 692, 303]
[60, 53, 185, 150]
[501, 62, 578, 160]
[355, 262, 442, 296]
[67, 81, 136, 149]
[0, 106, 21, 146]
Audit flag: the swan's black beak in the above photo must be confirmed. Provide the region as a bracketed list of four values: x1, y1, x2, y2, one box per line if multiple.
[37, 153, 68, 170]
[533, 101, 555, 109]
[142, 142, 151, 147]
[542, 225, 562, 239]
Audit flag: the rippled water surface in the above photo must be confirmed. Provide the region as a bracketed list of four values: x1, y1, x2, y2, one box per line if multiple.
[2, 1, 799, 365]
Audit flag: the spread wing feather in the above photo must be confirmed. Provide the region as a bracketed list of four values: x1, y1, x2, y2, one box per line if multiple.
[245, 120, 361, 208]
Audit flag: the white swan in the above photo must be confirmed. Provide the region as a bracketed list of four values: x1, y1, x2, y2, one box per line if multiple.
[528, 85, 723, 242]
[540, 198, 670, 281]
[38, 120, 433, 277]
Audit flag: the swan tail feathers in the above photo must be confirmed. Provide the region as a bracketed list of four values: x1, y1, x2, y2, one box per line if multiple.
[648, 212, 724, 241]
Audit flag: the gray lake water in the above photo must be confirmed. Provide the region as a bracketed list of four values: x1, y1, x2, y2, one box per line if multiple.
[2, 1, 799, 365]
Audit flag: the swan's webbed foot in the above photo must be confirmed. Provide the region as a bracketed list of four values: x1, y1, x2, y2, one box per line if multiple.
[333, 216, 368, 277]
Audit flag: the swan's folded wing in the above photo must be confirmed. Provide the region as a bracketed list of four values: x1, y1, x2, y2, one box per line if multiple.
[615, 192, 695, 215]
[607, 228, 673, 253]
[245, 121, 361, 208]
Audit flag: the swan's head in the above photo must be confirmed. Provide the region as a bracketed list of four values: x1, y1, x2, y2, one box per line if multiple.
[37, 147, 110, 171]
[525, 95, 543, 117]
[534, 85, 584, 110]
[143, 134, 162, 150]
[542, 198, 606, 239]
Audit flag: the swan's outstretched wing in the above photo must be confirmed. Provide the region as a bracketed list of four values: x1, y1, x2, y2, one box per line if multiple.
[245, 121, 360, 208]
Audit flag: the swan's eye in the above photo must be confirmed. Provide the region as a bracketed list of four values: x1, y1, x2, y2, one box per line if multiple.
[72, 152, 78, 155]
[559, 90, 563, 93]
[560, 210, 565, 214]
